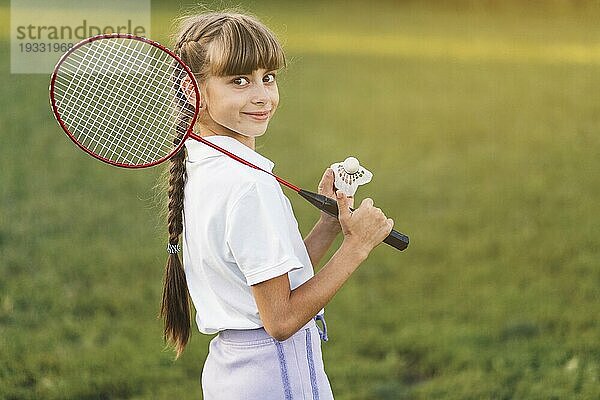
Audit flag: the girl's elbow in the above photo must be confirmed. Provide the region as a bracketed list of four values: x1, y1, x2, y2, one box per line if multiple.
[265, 320, 292, 342]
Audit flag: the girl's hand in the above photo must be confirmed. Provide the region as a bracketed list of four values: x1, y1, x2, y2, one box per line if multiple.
[317, 168, 354, 231]
[336, 191, 394, 256]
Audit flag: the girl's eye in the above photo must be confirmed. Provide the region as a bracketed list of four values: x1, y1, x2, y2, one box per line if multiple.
[263, 73, 276, 83]
[232, 77, 250, 86]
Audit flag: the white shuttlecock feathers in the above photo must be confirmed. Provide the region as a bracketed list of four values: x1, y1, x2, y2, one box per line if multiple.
[330, 156, 372, 196]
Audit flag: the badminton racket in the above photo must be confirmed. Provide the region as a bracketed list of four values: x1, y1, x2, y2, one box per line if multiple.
[49, 34, 409, 251]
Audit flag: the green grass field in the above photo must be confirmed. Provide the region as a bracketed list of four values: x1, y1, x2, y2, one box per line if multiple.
[1, 1, 599, 399]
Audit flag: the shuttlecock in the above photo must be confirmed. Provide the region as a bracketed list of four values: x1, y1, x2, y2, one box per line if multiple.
[330, 156, 372, 197]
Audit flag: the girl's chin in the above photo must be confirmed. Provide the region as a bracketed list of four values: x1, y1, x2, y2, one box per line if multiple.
[234, 124, 269, 138]
[205, 114, 269, 138]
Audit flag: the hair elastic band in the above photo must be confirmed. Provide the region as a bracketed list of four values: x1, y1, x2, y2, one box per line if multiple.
[166, 243, 181, 254]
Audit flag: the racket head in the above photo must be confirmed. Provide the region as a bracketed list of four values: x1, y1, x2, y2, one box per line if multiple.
[49, 34, 200, 168]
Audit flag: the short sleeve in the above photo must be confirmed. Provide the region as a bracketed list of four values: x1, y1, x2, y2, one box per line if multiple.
[225, 181, 304, 286]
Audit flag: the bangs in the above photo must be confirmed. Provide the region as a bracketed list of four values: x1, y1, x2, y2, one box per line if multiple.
[206, 18, 286, 76]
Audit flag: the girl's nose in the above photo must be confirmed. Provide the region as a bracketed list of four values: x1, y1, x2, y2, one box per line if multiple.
[251, 84, 269, 105]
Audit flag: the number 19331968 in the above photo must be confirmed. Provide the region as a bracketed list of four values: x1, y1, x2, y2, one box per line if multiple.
[19, 42, 74, 52]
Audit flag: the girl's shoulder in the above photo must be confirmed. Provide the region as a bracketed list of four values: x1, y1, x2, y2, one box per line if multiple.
[182, 158, 275, 211]
[186, 151, 282, 205]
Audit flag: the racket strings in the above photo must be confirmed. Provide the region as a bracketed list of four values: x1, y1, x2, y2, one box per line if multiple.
[58, 41, 160, 160]
[76, 40, 182, 161]
[53, 37, 195, 166]
[57, 57, 171, 163]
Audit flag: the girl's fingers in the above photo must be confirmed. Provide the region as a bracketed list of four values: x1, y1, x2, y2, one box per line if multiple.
[318, 168, 335, 196]
[347, 195, 354, 208]
[336, 190, 351, 220]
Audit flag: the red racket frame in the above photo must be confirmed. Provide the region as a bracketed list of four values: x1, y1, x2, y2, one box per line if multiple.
[49, 33, 301, 192]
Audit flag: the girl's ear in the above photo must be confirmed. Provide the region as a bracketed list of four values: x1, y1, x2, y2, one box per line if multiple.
[180, 75, 203, 109]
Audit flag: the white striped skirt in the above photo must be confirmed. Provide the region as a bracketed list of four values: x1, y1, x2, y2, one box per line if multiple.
[201, 315, 334, 399]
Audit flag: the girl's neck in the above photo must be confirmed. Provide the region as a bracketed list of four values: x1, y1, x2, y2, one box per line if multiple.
[196, 123, 255, 151]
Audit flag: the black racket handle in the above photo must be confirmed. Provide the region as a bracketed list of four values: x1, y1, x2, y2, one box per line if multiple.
[298, 189, 409, 251]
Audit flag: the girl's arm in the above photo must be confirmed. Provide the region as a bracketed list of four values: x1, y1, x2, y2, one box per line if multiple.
[253, 191, 393, 342]
[253, 237, 368, 342]
[303, 218, 340, 267]
[303, 168, 354, 266]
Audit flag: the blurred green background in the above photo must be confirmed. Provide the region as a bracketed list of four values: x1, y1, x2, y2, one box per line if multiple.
[1, 0, 599, 399]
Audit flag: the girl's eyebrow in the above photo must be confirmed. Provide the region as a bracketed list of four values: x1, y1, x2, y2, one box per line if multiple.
[221, 70, 277, 80]
[221, 73, 250, 78]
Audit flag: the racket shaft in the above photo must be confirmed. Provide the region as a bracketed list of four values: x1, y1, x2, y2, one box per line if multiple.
[297, 190, 409, 251]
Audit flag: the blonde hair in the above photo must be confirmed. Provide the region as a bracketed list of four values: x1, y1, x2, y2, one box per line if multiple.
[159, 10, 286, 359]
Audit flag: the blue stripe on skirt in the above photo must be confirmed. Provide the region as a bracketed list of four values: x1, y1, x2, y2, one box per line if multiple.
[275, 341, 293, 400]
[201, 316, 334, 399]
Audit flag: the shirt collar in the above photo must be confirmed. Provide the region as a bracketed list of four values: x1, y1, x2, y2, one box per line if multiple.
[185, 135, 275, 173]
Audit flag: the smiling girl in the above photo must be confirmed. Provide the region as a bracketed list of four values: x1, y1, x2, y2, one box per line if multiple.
[160, 11, 393, 399]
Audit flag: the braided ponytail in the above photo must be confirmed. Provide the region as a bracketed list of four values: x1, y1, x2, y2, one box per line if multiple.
[158, 64, 193, 358]
[159, 150, 189, 359]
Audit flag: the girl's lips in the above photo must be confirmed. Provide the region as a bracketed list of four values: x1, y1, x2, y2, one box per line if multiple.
[241, 111, 270, 121]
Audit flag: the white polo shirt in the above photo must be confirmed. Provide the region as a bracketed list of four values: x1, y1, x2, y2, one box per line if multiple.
[182, 135, 324, 335]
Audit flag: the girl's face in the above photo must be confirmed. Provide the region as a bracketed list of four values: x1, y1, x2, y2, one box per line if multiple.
[199, 68, 279, 138]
